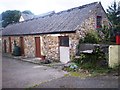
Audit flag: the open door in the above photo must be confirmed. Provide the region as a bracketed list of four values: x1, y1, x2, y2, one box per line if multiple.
[35, 37, 41, 57]
[59, 36, 70, 63]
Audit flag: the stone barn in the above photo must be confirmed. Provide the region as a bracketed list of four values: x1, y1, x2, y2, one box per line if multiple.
[2, 2, 110, 63]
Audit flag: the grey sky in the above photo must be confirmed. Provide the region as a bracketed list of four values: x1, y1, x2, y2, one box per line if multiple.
[0, 0, 119, 15]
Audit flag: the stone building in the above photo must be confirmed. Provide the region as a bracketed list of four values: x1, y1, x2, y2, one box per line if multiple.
[2, 2, 110, 63]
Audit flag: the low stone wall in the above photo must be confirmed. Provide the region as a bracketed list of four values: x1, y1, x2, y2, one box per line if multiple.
[76, 43, 109, 55]
[109, 45, 120, 68]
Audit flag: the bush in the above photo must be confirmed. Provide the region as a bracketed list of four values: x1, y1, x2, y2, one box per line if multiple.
[83, 31, 100, 44]
[74, 46, 108, 70]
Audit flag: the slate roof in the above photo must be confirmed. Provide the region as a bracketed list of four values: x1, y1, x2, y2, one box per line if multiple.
[2, 2, 100, 36]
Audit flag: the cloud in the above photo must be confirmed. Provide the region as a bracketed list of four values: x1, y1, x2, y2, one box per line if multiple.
[0, 0, 119, 14]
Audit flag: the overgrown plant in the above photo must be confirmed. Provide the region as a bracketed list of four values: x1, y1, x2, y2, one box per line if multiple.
[74, 46, 108, 70]
[98, 25, 111, 43]
[83, 31, 100, 44]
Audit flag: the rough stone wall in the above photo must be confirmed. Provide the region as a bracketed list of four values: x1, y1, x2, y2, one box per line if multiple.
[2, 37, 9, 53]
[2, 36, 20, 53]
[76, 16, 96, 39]
[2, 33, 79, 61]
[95, 3, 110, 27]
[76, 3, 109, 41]
[11, 36, 20, 52]
[41, 35, 59, 61]
[24, 36, 36, 57]
[41, 33, 79, 61]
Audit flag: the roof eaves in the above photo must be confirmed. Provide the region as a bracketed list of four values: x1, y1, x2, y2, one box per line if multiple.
[2, 31, 76, 36]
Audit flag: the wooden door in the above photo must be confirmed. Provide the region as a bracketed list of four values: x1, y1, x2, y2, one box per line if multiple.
[19, 37, 24, 55]
[4, 40, 7, 53]
[35, 37, 41, 57]
[9, 37, 12, 53]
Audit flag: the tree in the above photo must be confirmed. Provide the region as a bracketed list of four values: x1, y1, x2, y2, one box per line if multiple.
[2, 10, 21, 28]
[107, 1, 120, 35]
[22, 10, 34, 15]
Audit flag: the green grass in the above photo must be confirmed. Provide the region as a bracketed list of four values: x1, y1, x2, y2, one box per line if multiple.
[64, 74, 69, 77]
[69, 72, 90, 78]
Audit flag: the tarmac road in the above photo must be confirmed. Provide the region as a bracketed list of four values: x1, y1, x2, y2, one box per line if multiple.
[2, 56, 119, 89]
[35, 75, 119, 88]
[2, 56, 67, 88]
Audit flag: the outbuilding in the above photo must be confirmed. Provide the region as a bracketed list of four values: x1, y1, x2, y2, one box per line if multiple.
[2, 2, 110, 63]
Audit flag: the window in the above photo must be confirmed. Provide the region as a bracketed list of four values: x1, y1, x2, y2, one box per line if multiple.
[96, 16, 102, 28]
[59, 36, 69, 47]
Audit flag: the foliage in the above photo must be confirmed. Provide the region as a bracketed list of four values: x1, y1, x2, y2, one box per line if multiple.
[107, 1, 120, 35]
[83, 31, 100, 44]
[77, 30, 100, 45]
[74, 46, 108, 70]
[99, 26, 110, 42]
[22, 10, 34, 15]
[2, 10, 21, 27]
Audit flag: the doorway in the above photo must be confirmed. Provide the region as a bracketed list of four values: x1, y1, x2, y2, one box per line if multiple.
[9, 37, 12, 53]
[35, 37, 41, 57]
[59, 36, 70, 63]
[4, 40, 7, 53]
[19, 37, 24, 55]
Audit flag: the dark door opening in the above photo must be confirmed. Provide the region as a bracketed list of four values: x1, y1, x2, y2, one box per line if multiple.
[4, 40, 7, 53]
[9, 37, 12, 53]
[19, 37, 24, 56]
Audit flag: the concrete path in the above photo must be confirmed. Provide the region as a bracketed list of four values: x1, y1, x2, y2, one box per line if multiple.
[2, 56, 67, 88]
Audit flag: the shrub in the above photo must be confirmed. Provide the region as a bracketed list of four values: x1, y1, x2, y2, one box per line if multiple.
[74, 46, 108, 70]
[83, 31, 100, 44]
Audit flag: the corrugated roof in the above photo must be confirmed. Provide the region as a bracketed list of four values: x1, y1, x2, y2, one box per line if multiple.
[2, 2, 99, 36]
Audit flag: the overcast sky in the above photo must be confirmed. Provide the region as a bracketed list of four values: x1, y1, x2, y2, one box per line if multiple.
[0, 0, 119, 15]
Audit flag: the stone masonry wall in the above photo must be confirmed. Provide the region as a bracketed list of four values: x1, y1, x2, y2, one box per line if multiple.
[2, 37, 9, 53]
[2, 35, 40, 57]
[41, 33, 79, 61]
[24, 36, 36, 57]
[2, 33, 79, 61]
[2, 36, 20, 53]
[76, 3, 109, 41]
[41, 35, 59, 61]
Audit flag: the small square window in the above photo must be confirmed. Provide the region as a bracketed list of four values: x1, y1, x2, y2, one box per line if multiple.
[59, 36, 69, 47]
